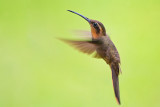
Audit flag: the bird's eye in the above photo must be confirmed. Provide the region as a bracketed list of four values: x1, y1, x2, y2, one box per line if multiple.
[93, 23, 98, 27]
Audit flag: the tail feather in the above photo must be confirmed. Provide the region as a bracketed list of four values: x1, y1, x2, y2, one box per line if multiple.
[110, 64, 120, 105]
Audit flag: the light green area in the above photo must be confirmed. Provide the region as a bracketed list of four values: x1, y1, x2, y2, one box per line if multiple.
[0, 0, 160, 107]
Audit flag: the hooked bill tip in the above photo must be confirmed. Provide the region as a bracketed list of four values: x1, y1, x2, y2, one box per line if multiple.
[67, 10, 76, 14]
[67, 10, 72, 12]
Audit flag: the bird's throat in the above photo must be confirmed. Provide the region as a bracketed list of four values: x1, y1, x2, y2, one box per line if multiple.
[91, 27, 99, 39]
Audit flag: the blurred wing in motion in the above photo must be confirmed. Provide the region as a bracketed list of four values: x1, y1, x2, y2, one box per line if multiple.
[59, 38, 98, 55]
[73, 30, 92, 39]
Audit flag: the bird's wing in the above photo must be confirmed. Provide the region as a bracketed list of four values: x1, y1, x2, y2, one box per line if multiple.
[73, 30, 91, 39]
[110, 63, 121, 105]
[59, 38, 98, 55]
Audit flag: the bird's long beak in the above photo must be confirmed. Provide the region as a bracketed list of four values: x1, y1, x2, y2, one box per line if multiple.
[67, 10, 91, 23]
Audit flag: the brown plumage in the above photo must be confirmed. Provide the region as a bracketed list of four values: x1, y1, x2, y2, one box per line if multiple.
[60, 10, 121, 104]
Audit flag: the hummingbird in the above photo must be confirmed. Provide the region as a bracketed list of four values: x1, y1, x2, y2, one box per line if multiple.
[60, 10, 121, 104]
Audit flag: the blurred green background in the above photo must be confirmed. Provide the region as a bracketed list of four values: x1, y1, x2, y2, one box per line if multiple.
[0, 0, 160, 107]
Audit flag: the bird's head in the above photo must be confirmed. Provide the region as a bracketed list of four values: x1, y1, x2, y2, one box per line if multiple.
[68, 10, 106, 39]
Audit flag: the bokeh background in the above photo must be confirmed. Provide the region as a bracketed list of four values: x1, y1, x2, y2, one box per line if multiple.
[0, 0, 160, 107]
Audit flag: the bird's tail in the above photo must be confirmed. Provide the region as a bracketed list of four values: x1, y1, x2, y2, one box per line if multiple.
[110, 63, 121, 105]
